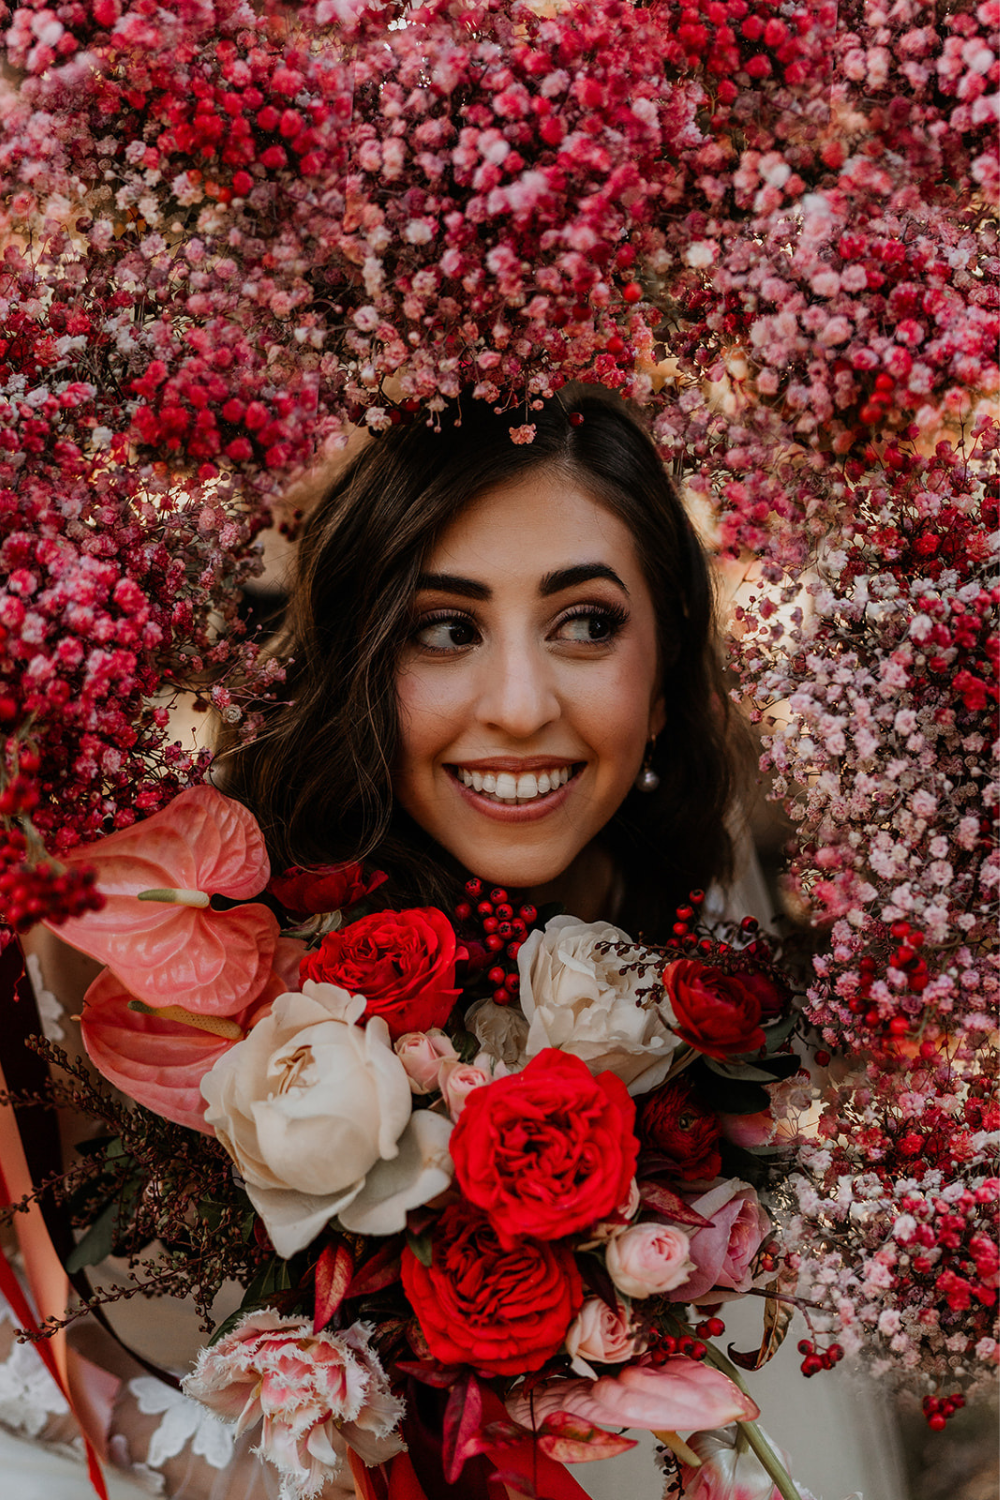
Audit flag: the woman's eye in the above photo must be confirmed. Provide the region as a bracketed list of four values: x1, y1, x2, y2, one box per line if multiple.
[413, 615, 478, 651]
[555, 608, 625, 644]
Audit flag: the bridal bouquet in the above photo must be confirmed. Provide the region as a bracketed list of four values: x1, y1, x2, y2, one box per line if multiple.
[29, 783, 810, 1500]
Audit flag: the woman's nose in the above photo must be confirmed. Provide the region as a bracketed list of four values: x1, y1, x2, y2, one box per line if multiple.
[474, 638, 560, 740]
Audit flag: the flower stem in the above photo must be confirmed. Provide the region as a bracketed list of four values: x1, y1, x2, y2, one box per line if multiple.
[737, 1420, 800, 1500]
[700, 1344, 800, 1500]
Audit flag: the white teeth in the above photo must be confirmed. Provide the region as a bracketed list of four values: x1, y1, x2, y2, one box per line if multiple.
[455, 766, 574, 801]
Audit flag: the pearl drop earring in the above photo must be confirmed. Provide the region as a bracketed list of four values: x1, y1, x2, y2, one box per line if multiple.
[635, 737, 660, 793]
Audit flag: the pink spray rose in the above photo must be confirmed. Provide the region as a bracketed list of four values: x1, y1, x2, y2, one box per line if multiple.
[606, 1222, 696, 1299]
[183, 1310, 405, 1499]
[507, 1355, 759, 1434]
[394, 1029, 457, 1094]
[669, 1180, 771, 1303]
[438, 1057, 491, 1119]
[565, 1297, 641, 1377]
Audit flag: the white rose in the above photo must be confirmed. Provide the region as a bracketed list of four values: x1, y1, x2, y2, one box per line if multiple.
[517, 916, 679, 1095]
[201, 981, 453, 1256]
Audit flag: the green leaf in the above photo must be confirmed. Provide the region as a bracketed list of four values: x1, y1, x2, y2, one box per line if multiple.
[406, 1227, 433, 1268]
[705, 1058, 782, 1084]
[66, 1200, 118, 1273]
[66, 1174, 142, 1272]
[759, 1014, 799, 1051]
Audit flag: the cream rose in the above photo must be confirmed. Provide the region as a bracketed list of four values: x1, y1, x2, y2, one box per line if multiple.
[518, 916, 679, 1095]
[201, 982, 453, 1256]
[606, 1222, 696, 1299]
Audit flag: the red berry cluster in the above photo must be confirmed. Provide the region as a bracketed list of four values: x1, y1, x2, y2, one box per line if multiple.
[694, 1315, 726, 1340]
[0, 828, 103, 932]
[662, 894, 779, 974]
[796, 1337, 844, 1377]
[922, 1391, 965, 1431]
[452, 878, 537, 1006]
[647, 1329, 710, 1364]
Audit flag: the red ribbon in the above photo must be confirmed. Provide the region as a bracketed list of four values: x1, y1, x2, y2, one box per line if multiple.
[0, 941, 109, 1499]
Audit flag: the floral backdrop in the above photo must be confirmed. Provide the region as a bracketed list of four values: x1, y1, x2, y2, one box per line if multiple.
[0, 0, 996, 1432]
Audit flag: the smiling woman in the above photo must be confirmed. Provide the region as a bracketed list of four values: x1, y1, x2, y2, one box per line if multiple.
[221, 389, 742, 938]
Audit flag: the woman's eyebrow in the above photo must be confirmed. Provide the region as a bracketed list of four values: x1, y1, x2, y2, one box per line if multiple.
[415, 562, 629, 600]
[415, 571, 491, 600]
[539, 563, 630, 597]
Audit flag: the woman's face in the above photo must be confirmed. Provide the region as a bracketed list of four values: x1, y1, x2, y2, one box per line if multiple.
[393, 467, 666, 892]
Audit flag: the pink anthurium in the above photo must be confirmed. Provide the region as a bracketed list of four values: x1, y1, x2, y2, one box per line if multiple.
[51, 786, 278, 1017]
[81, 941, 305, 1133]
[507, 1356, 758, 1436]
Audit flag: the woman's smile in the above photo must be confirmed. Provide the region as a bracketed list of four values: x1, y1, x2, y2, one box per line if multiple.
[447, 760, 582, 816]
[393, 469, 666, 892]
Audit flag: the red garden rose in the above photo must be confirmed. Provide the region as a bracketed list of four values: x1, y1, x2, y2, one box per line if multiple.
[661, 961, 767, 1061]
[736, 969, 791, 1022]
[401, 1202, 583, 1376]
[449, 1048, 638, 1247]
[298, 907, 459, 1041]
[268, 862, 387, 921]
[637, 1077, 722, 1182]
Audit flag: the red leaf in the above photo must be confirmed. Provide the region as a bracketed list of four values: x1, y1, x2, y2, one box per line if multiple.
[536, 1411, 638, 1464]
[442, 1370, 484, 1485]
[345, 1239, 403, 1300]
[639, 1180, 714, 1227]
[313, 1242, 354, 1333]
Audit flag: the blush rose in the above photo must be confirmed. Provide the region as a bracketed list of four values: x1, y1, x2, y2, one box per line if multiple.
[299, 907, 460, 1041]
[449, 1048, 638, 1246]
[668, 1179, 771, 1303]
[401, 1202, 583, 1376]
[661, 960, 767, 1059]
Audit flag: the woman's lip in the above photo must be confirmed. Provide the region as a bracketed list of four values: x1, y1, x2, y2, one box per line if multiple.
[447, 755, 581, 773]
[445, 765, 581, 822]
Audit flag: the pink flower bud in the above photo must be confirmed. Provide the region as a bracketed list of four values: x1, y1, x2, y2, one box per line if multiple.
[606, 1222, 695, 1299]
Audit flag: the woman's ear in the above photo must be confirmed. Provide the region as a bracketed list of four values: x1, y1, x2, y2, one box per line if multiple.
[648, 692, 666, 739]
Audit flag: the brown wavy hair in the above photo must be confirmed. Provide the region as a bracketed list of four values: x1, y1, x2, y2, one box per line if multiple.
[219, 389, 742, 937]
